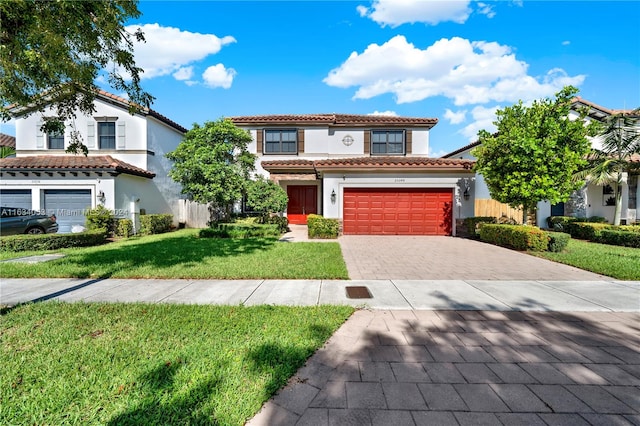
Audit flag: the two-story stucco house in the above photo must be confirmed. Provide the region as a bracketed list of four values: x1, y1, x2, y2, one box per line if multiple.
[0, 91, 186, 233]
[230, 114, 475, 235]
[442, 98, 639, 227]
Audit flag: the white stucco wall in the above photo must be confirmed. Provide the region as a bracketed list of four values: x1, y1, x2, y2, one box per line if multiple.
[16, 98, 148, 167]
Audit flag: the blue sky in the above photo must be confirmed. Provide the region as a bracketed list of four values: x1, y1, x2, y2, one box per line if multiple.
[4, 1, 639, 156]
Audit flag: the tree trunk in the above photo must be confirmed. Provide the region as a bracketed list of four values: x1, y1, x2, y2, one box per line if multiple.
[614, 174, 623, 226]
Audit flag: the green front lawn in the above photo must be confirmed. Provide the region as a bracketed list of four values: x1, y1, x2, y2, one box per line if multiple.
[0, 229, 349, 279]
[1, 302, 354, 425]
[531, 238, 640, 280]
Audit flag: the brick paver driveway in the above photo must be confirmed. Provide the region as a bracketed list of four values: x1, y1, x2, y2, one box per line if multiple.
[338, 236, 608, 280]
[248, 310, 640, 425]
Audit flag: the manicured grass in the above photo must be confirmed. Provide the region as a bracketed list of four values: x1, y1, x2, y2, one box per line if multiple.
[0, 229, 349, 279]
[531, 239, 640, 280]
[1, 302, 354, 425]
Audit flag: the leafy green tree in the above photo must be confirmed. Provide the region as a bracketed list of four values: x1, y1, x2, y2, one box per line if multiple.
[575, 111, 640, 225]
[246, 175, 288, 220]
[1, 0, 153, 153]
[167, 119, 256, 222]
[472, 86, 596, 224]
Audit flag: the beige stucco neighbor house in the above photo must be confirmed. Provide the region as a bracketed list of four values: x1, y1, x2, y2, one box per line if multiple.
[0, 91, 186, 233]
[442, 98, 639, 227]
[230, 114, 475, 235]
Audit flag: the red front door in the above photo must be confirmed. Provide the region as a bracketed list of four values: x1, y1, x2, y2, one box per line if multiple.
[287, 186, 317, 224]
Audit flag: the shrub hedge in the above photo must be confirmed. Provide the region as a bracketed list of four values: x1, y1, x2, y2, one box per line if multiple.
[199, 223, 281, 239]
[546, 232, 571, 252]
[462, 217, 496, 239]
[0, 229, 108, 252]
[479, 224, 549, 251]
[115, 218, 133, 238]
[565, 222, 611, 240]
[262, 215, 289, 233]
[307, 214, 340, 239]
[139, 214, 173, 235]
[596, 229, 640, 248]
[85, 206, 115, 234]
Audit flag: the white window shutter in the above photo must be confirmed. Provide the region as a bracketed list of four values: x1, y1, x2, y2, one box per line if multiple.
[117, 121, 126, 149]
[36, 121, 44, 148]
[87, 122, 95, 148]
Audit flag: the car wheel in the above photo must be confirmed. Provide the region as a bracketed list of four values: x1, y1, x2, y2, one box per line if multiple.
[26, 227, 45, 235]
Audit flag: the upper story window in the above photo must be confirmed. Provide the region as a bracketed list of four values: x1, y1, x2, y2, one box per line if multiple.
[98, 122, 116, 149]
[47, 133, 64, 149]
[371, 130, 404, 155]
[264, 129, 297, 154]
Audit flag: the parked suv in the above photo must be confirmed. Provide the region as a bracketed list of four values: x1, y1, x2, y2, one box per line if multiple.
[0, 207, 59, 236]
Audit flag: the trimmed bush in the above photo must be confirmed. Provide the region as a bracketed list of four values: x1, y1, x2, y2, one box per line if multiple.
[0, 229, 108, 252]
[546, 231, 571, 252]
[85, 206, 115, 234]
[115, 218, 133, 238]
[618, 225, 640, 234]
[462, 217, 497, 239]
[546, 216, 579, 231]
[198, 223, 281, 239]
[480, 224, 549, 251]
[596, 229, 640, 248]
[139, 214, 173, 235]
[307, 214, 340, 239]
[263, 215, 289, 233]
[565, 222, 611, 240]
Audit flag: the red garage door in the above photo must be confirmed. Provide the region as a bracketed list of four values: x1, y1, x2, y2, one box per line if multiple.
[343, 188, 453, 235]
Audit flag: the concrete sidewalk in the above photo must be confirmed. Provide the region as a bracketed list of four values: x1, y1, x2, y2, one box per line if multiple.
[1, 278, 638, 311]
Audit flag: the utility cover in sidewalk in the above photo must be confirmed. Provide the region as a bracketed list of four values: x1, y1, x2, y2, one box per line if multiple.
[346, 286, 372, 299]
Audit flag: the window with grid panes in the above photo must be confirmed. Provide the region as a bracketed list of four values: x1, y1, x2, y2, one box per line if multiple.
[264, 129, 297, 154]
[371, 130, 404, 154]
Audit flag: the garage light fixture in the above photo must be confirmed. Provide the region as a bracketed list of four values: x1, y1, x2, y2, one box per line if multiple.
[463, 188, 470, 201]
[331, 189, 336, 204]
[97, 190, 106, 205]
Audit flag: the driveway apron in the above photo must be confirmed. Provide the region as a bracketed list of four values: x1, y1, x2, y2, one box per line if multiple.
[338, 236, 609, 281]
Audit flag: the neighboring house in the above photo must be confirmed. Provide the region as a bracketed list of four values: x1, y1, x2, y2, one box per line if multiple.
[442, 97, 640, 227]
[230, 114, 475, 235]
[0, 91, 186, 233]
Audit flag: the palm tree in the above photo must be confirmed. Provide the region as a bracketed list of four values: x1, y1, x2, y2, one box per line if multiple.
[0, 146, 16, 158]
[575, 110, 640, 225]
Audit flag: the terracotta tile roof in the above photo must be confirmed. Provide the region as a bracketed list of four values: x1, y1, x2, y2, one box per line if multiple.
[95, 90, 188, 133]
[572, 97, 638, 117]
[261, 159, 315, 170]
[0, 155, 155, 178]
[230, 113, 438, 128]
[314, 156, 474, 170]
[0, 133, 16, 148]
[261, 157, 474, 172]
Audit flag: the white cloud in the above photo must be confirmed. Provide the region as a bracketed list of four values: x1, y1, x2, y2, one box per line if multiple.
[444, 108, 467, 124]
[357, 0, 472, 27]
[562, 40, 571, 46]
[202, 64, 236, 89]
[368, 110, 398, 116]
[476, 2, 496, 18]
[460, 105, 500, 141]
[125, 23, 235, 80]
[324, 35, 585, 106]
[173, 66, 194, 81]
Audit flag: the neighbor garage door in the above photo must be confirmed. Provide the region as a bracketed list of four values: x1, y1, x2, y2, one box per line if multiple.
[44, 189, 92, 233]
[0, 189, 32, 209]
[343, 188, 453, 235]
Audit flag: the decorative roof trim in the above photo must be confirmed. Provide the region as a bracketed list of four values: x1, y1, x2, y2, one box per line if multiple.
[230, 113, 438, 128]
[0, 155, 155, 178]
[261, 157, 474, 173]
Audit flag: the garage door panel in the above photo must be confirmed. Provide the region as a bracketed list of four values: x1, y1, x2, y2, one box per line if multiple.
[0, 189, 32, 209]
[343, 188, 452, 235]
[44, 190, 92, 234]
